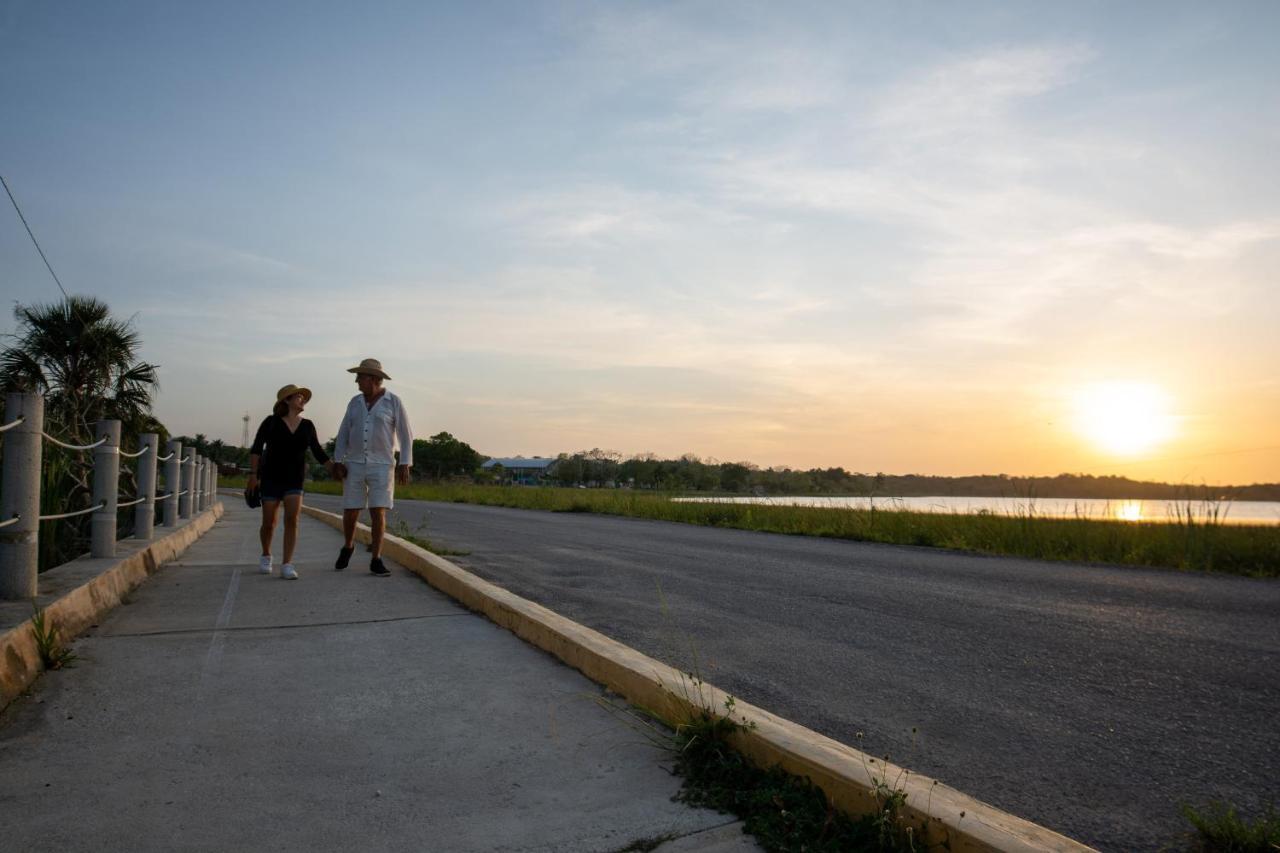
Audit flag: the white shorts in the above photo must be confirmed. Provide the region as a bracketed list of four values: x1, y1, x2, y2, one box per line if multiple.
[342, 462, 394, 510]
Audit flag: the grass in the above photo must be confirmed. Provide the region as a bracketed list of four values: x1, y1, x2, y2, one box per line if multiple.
[670, 697, 928, 851]
[386, 518, 471, 556]
[226, 477, 1280, 577]
[586, 586, 935, 853]
[30, 605, 77, 670]
[1181, 801, 1280, 852]
[594, 670, 931, 853]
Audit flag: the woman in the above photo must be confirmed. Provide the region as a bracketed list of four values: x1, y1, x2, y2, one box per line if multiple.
[246, 384, 335, 579]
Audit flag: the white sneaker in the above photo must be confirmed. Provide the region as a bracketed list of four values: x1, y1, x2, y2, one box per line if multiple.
[281, 564, 298, 580]
[258, 555, 272, 575]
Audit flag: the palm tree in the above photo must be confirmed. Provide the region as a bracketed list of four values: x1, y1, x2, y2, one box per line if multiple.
[1, 296, 159, 438]
[0, 296, 161, 570]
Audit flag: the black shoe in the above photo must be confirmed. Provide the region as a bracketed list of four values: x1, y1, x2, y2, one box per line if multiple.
[370, 557, 390, 577]
[335, 546, 354, 571]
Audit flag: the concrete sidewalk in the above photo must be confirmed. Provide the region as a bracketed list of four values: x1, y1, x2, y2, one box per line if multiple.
[0, 499, 758, 852]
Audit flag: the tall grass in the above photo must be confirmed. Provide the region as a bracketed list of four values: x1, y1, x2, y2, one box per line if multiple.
[224, 479, 1280, 577]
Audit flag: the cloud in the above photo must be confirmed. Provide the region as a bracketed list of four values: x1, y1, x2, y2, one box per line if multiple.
[556, 5, 845, 116]
[872, 45, 1094, 134]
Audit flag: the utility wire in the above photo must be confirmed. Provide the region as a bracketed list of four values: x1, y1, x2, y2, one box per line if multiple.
[2, 173, 70, 300]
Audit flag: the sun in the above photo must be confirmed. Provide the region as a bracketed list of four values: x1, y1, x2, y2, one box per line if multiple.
[1072, 381, 1176, 456]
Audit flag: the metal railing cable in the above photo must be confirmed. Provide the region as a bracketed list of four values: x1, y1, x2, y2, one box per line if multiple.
[117, 496, 146, 509]
[154, 492, 173, 500]
[156, 451, 175, 461]
[0, 515, 19, 529]
[119, 445, 150, 459]
[42, 432, 109, 451]
[0, 415, 24, 433]
[39, 500, 107, 521]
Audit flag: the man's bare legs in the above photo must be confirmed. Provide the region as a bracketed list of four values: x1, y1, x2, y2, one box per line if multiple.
[342, 508, 360, 548]
[338, 506, 390, 573]
[368, 508, 387, 558]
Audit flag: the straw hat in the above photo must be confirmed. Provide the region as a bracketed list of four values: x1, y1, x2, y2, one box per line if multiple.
[276, 384, 313, 404]
[347, 358, 392, 380]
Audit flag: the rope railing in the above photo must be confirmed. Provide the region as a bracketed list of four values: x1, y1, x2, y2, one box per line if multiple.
[2, 391, 224, 600]
[42, 432, 109, 451]
[39, 500, 107, 521]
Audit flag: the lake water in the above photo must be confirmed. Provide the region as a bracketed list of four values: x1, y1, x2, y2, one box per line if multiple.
[675, 495, 1280, 525]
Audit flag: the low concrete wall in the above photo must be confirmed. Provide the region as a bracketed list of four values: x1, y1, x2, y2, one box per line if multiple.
[0, 502, 225, 710]
[303, 505, 1094, 853]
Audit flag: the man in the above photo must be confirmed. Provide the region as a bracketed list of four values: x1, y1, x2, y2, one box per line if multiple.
[332, 358, 413, 576]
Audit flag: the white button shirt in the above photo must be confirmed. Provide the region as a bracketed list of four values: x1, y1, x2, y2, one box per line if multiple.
[334, 390, 414, 467]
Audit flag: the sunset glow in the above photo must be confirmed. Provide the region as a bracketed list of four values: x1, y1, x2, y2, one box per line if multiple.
[3, 4, 1278, 485]
[1073, 382, 1176, 457]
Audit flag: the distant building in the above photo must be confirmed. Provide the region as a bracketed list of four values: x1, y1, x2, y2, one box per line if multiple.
[482, 456, 558, 485]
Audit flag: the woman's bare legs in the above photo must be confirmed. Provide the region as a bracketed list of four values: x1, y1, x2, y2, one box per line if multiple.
[282, 494, 303, 564]
[260, 500, 281, 555]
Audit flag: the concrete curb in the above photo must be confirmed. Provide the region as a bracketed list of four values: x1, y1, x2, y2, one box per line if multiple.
[303, 505, 1094, 853]
[0, 501, 225, 710]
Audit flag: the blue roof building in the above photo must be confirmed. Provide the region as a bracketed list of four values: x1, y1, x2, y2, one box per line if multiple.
[481, 456, 558, 485]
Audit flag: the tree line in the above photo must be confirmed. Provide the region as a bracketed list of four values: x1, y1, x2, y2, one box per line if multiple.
[545, 451, 1280, 501]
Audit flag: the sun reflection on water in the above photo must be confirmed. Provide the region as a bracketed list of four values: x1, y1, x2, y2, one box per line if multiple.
[1113, 501, 1145, 522]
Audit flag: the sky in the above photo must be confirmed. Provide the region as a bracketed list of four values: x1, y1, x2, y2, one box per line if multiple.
[3, 1, 1278, 484]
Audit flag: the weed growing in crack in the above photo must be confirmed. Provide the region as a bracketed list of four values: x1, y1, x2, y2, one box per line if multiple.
[30, 605, 77, 670]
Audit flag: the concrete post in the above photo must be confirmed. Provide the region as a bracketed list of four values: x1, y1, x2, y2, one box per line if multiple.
[91, 420, 121, 558]
[134, 433, 158, 540]
[193, 457, 203, 513]
[180, 450, 194, 519]
[164, 440, 181, 527]
[208, 458, 218, 506]
[199, 456, 209, 510]
[0, 393, 44, 600]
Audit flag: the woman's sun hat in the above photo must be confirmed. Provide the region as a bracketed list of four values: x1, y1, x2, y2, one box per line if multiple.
[276, 384, 313, 404]
[347, 358, 392, 380]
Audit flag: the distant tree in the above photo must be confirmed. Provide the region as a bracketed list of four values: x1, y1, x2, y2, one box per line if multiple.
[719, 463, 752, 493]
[554, 453, 584, 486]
[412, 431, 482, 479]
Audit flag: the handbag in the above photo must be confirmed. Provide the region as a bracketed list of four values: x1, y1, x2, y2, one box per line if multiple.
[244, 484, 262, 509]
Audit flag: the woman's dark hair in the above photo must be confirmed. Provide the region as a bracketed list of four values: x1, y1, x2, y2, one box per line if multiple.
[273, 399, 289, 418]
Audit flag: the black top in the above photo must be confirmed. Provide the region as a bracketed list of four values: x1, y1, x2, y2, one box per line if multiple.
[250, 416, 329, 489]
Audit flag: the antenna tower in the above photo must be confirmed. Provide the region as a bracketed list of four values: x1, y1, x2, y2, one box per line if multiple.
[241, 413, 250, 447]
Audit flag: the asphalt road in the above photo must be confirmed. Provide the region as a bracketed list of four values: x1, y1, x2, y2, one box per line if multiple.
[310, 494, 1280, 852]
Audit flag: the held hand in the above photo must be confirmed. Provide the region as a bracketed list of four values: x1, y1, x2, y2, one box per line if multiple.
[332, 463, 347, 481]
[246, 474, 258, 490]
[395, 465, 410, 486]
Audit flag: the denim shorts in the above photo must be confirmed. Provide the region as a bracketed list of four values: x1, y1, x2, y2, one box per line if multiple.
[260, 481, 304, 502]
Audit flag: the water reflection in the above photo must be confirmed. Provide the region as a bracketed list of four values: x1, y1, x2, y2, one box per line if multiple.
[673, 495, 1280, 525]
[1114, 501, 1144, 522]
